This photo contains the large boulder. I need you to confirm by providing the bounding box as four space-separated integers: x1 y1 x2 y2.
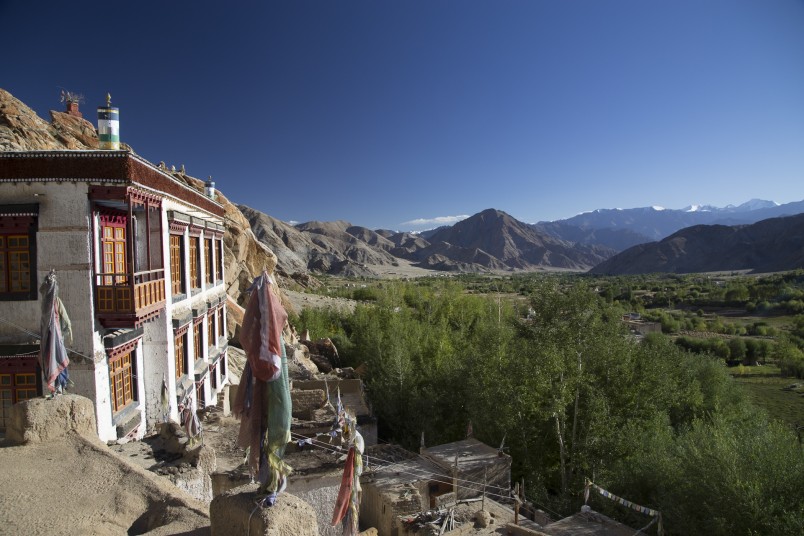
6 394 97 445
210 484 318 535
301 338 341 370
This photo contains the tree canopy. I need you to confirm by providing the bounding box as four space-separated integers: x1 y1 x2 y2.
293 278 804 535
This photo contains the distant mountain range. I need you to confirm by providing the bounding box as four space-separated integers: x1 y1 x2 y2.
239 206 615 276
590 213 804 275
238 198 804 277
536 199 804 246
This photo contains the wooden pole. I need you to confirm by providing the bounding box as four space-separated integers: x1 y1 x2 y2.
453 453 459 499
482 467 487 511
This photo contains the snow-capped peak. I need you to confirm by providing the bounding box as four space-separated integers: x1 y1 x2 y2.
735 198 778 211
651 205 666 211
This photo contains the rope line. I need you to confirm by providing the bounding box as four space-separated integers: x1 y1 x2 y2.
293 431 566 519
584 479 664 536
0 314 96 362
330 432 513 495
289 432 516 503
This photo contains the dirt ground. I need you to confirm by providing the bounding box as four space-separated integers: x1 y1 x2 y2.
0 431 210 536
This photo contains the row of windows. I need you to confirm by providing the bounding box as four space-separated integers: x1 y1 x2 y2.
110 322 225 416
174 308 225 381
0 213 223 301
170 234 223 296
0 341 226 419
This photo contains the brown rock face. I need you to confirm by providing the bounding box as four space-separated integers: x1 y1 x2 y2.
221 191 280 308
0 88 98 151
49 110 100 149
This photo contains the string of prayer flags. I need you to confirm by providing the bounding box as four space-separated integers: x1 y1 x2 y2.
584 479 664 536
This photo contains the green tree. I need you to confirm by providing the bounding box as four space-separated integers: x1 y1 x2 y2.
727 338 746 362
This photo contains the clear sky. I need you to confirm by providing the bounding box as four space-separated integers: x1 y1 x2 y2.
3 0 803 231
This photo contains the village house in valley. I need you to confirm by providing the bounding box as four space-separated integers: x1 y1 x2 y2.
0 98 229 442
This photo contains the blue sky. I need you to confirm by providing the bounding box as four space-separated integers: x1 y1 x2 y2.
3 0 803 231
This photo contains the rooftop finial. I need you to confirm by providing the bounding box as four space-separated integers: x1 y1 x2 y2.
205 176 217 200
106 92 112 107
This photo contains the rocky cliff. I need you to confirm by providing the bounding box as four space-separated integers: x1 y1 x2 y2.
0 89 101 151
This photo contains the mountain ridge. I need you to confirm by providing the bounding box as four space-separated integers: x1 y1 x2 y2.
589 213 804 275
240 206 615 275
540 200 804 244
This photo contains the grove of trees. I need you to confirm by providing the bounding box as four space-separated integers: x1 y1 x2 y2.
293 278 804 535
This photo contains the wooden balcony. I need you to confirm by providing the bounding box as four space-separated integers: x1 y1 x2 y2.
95 269 166 328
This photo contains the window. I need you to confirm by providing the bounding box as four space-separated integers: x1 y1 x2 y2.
101 222 127 285
174 330 188 379
220 351 227 378
14 374 36 402
0 372 36 408
0 207 38 299
195 380 206 410
169 234 184 295
215 238 223 282
0 384 11 429
205 238 214 285
217 307 225 338
109 351 135 413
189 236 200 290
15 373 35 396
207 313 216 348
210 362 218 389
193 321 203 363
0 234 32 294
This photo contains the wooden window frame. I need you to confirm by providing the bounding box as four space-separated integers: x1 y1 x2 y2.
108 350 136 413
209 361 218 389
205 238 214 286
0 212 37 300
0 385 12 430
169 234 185 296
217 307 225 338
193 320 203 364
100 216 128 286
195 379 206 410
215 238 223 282
174 329 188 379
207 313 216 349
189 236 200 290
